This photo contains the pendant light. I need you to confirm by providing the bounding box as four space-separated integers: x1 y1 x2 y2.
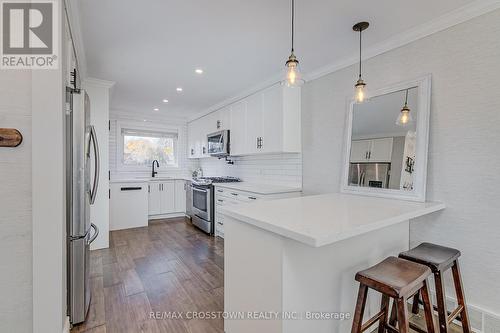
284 0 303 87
396 89 413 126
353 22 369 103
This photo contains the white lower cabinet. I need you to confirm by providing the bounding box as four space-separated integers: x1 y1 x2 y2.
148 180 187 218
214 186 300 239
174 180 187 213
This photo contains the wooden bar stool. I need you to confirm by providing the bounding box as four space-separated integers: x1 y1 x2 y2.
399 243 471 333
351 256 435 333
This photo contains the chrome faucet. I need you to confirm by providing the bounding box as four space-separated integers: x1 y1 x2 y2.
152 160 159 178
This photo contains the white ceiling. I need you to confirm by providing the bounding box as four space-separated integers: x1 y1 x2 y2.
352 88 418 139
76 0 476 118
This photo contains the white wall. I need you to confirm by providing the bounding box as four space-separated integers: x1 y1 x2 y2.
0 71 33 333
109 110 199 180
199 153 302 187
301 9 500 330
84 79 114 250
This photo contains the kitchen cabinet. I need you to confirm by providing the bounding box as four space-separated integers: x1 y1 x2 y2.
230 84 301 156
229 100 247 156
174 180 187 213
187 83 301 158
245 93 263 154
350 138 393 163
160 181 176 213
149 180 176 216
213 185 301 239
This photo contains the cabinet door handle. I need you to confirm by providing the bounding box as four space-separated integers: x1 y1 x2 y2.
256 137 259 149
248 196 257 200
217 189 223 192
231 192 238 196
368 151 371 159
217 199 224 202
217 222 224 226
148 185 150 193
216 120 221 129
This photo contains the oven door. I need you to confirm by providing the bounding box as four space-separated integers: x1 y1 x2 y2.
192 186 211 221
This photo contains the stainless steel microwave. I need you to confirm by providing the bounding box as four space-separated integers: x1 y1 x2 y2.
207 130 230 157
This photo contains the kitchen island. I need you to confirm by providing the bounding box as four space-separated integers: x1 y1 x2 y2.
220 193 445 333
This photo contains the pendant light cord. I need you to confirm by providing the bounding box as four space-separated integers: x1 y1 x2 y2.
291 0 295 52
358 29 362 79
405 89 409 106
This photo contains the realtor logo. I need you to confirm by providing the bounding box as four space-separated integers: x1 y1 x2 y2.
1 0 58 69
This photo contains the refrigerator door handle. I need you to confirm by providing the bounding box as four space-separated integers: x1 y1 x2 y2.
89 125 100 204
88 223 99 245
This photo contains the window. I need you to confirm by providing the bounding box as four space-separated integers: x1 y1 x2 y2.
120 128 178 168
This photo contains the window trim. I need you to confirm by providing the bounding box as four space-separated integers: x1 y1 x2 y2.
116 121 180 171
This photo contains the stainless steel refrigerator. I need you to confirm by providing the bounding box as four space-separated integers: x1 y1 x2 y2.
66 88 100 325
348 163 391 189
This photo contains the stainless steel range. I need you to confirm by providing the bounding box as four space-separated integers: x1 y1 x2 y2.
191 177 241 234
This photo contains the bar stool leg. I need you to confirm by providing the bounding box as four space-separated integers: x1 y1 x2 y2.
412 291 420 314
351 284 368 333
451 260 471 333
378 295 390 333
396 297 410 333
434 271 449 333
388 300 397 326
420 279 436 333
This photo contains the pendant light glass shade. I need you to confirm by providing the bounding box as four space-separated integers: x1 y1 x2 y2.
353 22 369 103
396 89 413 126
283 0 303 87
354 78 366 103
285 53 302 87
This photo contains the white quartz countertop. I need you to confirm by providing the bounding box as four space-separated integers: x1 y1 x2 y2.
220 193 445 247
213 182 302 195
110 177 192 184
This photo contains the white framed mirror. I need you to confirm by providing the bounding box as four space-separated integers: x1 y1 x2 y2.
340 75 431 202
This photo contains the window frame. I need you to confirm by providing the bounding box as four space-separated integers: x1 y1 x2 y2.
116 121 180 171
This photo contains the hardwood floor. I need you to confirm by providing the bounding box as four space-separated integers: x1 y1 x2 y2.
71 217 463 333
71 217 225 333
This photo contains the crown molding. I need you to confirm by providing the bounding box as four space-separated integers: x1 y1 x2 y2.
64 0 87 79
83 77 116 89
305 0 500 82
191 0 500 123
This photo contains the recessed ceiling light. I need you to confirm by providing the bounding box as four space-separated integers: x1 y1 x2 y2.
176 87 183 92
153 108 159 111
195 69 203 74
143 119 147 122
162 99 169 103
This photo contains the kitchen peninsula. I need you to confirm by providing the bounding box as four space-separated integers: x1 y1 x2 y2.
220 193 445 333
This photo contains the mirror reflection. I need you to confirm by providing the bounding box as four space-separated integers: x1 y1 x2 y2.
349 87 418 191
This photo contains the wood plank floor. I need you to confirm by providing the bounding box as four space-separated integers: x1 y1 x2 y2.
71 217 463 333
71 217 225 333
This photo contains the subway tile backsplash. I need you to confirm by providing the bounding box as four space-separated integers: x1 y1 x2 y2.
199 153 302 187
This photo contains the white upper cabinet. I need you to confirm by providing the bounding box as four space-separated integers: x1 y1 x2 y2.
350 138 393 163
369 138 393 162
229 100 247 156
187 83 301 158
245 93 264 154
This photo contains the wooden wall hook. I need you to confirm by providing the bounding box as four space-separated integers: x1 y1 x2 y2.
0 128 23 147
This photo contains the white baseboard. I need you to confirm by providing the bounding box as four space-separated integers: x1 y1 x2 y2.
63 316 70 333
148 212 188 220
